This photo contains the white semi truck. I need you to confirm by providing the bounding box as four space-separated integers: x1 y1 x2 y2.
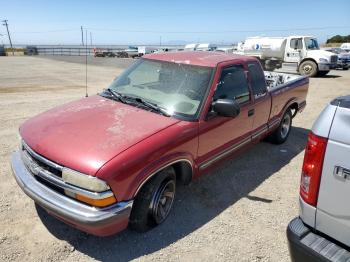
236 36 338 77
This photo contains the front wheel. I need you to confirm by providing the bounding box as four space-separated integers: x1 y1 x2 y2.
343 67 349 71
129 168 176 232
268 109 292 144
299 60 318 77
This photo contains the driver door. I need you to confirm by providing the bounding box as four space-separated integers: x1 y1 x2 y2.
197 63 254 171
285 38 303 63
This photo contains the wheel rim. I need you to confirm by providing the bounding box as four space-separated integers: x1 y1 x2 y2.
281 114 291 139
150 179 175 224
303 64 313 74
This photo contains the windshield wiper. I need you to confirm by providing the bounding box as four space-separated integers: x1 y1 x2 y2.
133 97 171 117
104 88 127 103
104 89 170 117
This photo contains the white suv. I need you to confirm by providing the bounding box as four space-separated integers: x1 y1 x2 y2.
287 95 350 261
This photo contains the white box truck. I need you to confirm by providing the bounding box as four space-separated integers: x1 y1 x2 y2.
237 36 338 77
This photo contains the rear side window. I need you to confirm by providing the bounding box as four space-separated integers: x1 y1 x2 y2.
247 62 267 98
213 65 250 104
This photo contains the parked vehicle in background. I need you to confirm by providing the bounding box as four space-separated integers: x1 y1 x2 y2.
184 43 199 51
0 45 5 56
287 96 350 261
196 43 217 51
323 47 350 70
24 46 38 56
137 46 155 56
216 47 234 53
236 36 338 77
93 48 116 57
115 51 129 58
184 43 217 51
11 52 308 236
124 46 139 58
340 43 350 51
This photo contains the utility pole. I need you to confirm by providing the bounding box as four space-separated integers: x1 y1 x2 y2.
2 20 14 55
80 26 84 46
90 32 92 46
159 36 162 47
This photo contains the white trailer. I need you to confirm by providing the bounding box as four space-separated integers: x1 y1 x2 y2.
237 36 338 77
184 43 199 51
138 46 155 56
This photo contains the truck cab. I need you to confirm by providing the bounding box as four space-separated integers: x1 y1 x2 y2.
284 36 338 76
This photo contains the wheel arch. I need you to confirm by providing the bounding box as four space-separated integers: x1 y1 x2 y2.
299 58 318 70
132 158 194 198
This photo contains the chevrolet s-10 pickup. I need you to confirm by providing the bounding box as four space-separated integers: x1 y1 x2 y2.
11 51 309 236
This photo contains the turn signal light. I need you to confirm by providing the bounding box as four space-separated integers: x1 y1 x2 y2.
76 194 117 207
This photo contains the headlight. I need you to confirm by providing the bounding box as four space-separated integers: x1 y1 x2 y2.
62 168 110 192
319 58 328 63
62 168 117 207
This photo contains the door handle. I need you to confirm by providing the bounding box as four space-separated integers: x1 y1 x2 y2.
248 109 255 117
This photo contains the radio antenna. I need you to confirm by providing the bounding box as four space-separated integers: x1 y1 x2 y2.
85 29 88 97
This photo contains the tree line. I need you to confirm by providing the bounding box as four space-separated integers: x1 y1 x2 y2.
326 35 350 44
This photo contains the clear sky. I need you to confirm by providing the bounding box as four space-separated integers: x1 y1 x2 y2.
1 0 350 45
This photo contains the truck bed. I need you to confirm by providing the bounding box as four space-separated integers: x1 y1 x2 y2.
265 71 309 124
264 71 305 91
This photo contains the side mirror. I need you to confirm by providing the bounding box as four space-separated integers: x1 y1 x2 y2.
213 99 240 118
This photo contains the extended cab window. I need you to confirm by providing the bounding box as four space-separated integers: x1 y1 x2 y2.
213 65 250 104
248 62 267 98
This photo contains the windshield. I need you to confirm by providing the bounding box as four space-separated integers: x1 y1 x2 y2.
106 59 213 118
305 38 320 50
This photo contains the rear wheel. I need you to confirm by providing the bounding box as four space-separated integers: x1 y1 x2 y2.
268 109 292 144
129 167 176 232
299 60 318 77
343 67 349 70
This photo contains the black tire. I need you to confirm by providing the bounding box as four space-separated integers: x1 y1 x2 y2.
268 109 292 144
317 70 330 77
343 67 349 70
129 167 176 232
299 60 318 77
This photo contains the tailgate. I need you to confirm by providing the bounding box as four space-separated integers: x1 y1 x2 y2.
316 96 350 247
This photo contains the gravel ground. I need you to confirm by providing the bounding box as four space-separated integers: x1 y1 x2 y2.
0 56 349 262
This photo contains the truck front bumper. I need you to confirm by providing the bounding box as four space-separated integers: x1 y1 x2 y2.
318 63 337 71
11 151 133 236
287 217 350 262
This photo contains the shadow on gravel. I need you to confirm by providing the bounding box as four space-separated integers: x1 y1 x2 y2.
316 74 342 78
36 126 309 262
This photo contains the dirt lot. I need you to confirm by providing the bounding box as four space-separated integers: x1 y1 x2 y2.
0 56 349 262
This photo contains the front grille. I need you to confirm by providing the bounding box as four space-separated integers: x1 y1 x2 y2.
20 140 114 207
22 142 62 178
331 55 338 63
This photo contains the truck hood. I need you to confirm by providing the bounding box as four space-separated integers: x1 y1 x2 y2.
20 95 179 175
307 50 337 61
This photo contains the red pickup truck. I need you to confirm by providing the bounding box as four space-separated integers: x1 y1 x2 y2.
11 52 308 236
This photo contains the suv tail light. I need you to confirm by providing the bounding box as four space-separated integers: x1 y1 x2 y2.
300 132 328 206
